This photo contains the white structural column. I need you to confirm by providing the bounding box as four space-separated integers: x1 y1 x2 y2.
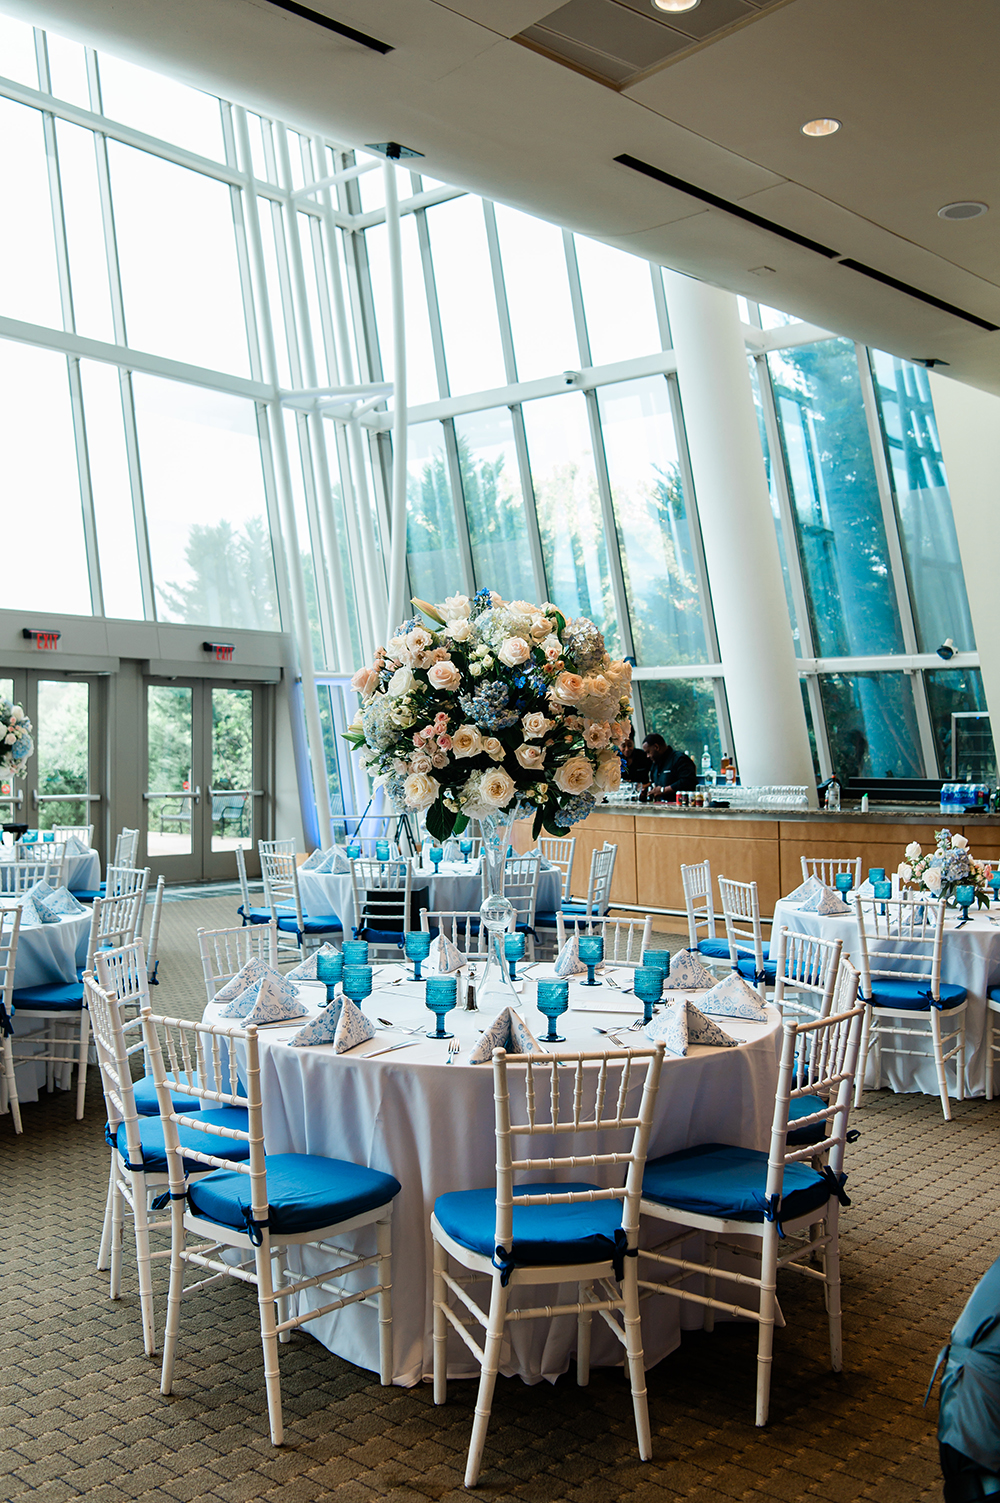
663 271 816 796
928 373 1000 767
384 159 409 640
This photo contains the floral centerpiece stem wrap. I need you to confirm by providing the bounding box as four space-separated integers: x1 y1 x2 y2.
896 829 992 909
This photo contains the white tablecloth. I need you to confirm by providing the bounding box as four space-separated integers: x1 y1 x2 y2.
204 972 781 1386
298 858 564 937
0 845 101 894
772 897 1000 1097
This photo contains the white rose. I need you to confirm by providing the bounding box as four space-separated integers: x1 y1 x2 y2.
387 665 416 698
897 862 912 884
469 661 484 677
551 672 584 705
582 720 611 750
595 754 621 791
924 867 943 894
554 755 595 795
522 711 554 740
905 841 922 861
515 743 546 770
497 636 531 667
480 768 516 808
410 753 433 774
439 593 471 620
427 660 462 692
951 834 970 851
482 737 505 762
444 617 472 642
403 772 440 810
451 725 482 758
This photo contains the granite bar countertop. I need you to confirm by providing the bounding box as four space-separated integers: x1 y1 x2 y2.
601 801 1000 826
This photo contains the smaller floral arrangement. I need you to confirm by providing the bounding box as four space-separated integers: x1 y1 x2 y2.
0 699 33 778
896 828 992 909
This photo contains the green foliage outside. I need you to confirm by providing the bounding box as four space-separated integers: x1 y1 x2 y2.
158 516 280 632
36 681 88 830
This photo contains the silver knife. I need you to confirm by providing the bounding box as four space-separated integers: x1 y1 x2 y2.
359 1037 426 1058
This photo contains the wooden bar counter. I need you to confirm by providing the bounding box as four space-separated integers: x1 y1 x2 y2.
513 804 1000 920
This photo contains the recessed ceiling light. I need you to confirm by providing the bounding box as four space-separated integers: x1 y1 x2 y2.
652 0 701 13
937 201 988 221
801 118 841 137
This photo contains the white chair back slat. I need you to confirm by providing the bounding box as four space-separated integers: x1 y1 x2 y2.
259 849 306 958
95 938 151 1021
2 856 62 892
350 857 414 955
537 836 576 903
113 828 140 871
419 909 488 959
572 842 616 918
198 922 279 1003
555 912 653 966
800 855 862 889
144 875 166 983
53 824 94 846
681 858 717 948
717 875 766 977
771 928 843 1022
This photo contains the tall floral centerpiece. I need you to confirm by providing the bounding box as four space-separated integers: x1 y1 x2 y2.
345 589 632 998
897 829 992 909
0 698 33 783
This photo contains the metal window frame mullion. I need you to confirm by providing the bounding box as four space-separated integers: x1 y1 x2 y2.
509 404 549 608
442 417 475 596
664 372 721 666
855 342 939 775
650 266 672 352
482 201 518 386
584 386 635 664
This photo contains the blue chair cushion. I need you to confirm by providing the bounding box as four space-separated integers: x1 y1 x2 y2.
736 956 778 984
71 889 101 903
12 982 84 1011
865 979 967 1011
239 904 275 925
187 1153 401 1240
697 938 733 960
276 913 343 935
989 985 1000 1003
533 911 560 928
642 1143 845 1230
786 1094 830 1147
434 1180 628 1282
561 902 609 917
356 928 404 946
133 1072 203 1116
112 1108 251 1174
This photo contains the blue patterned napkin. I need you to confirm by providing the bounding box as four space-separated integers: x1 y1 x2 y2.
428 932 465 974
783 875 824 904
801 883 851 915
241 975 309 1026
215 957 271 1005
221 968 299 1020
333 997 377 1052
22 882 58 923
554 936 587 977
645 999 740 1056
469 1006 542 1063
16 895 48 927
34 884 88 918
289 997 345 1045
284 942 339 982
665 949 718 990
63 835 90 855
697 971 768 1021
855 879 874 899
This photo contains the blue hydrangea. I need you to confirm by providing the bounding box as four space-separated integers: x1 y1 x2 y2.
553 794 597 828
470 589 493 619
458 681 519 731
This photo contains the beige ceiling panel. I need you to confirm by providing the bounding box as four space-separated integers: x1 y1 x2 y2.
429 1 559 37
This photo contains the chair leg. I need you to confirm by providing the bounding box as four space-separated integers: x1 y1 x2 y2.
956 1014 966 1103
432 1236 448 1405
464 1275 509 1488
109 1169 125 1301
823 1207 843 1373
987 1008 996 1102
46 1021 56 1094
376 1215 393 1386
272 1253 290 1344
703 1236 717 1333
131 1172 157 1358
255 1241 285 1445
577 1281 593 1387
930 1011 953 1122
1 1037 21 1134
622 1263 652 1462
75 1008 90 1120
854 1007 871 1108
160 1202 186 1396
754 1226 779 1427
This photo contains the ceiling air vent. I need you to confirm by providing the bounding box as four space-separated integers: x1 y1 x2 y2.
516 0 788 89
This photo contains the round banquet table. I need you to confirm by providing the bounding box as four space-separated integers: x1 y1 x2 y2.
297 856 564 937
204 967 782 1387
772 896 1000 1097
4 903 91 1106
0 844 101 895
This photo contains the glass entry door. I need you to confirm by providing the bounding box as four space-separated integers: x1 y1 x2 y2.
144 679 265 883
0 671 101 837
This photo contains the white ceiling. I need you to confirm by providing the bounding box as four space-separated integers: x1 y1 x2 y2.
9 0 1000 392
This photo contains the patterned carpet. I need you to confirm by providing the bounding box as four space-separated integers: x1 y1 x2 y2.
1 893 994 1502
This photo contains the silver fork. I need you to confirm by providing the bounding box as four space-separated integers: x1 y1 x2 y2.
377 1017 423 1034
447 1037 461 1063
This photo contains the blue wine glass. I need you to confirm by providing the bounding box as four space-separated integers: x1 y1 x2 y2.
989 872 1000 906
577 934 604 987
459 838 474 864
955 883 975 926
316 950 344 1005
642 949 671 983
375 838 390 862
342 964 373 1007
404 929 432 981
536 979 569 1042
343 939 369 966
504 932 526 981
868 867 885 885
430 846 444 872
426 974 457 1038
346 842 361 861
873 879 892 916
633 966 664 1026
834 872 854 895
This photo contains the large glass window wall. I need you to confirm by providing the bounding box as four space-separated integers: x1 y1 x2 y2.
0 4 988 808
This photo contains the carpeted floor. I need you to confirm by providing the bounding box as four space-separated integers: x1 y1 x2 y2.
2 893 995 1502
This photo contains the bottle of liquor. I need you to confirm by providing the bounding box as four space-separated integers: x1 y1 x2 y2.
701 744 713 781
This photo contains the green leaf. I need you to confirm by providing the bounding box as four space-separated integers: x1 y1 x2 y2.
426 801 456 842
532 806 545 841
452 813 469 835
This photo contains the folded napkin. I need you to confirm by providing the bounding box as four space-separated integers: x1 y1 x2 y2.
289 996 345 1045
801 883 851 916
554 936 587 977
333 996 377 1052
782 875 824 904
428 932 465 974
34 884 88 919
62 835 90 856
284 942 340 982
646 999 740 1056
470 1006 543 1063
855 879 874 899
241 975 310 1027
220 967 299 1019
21 883 58 923
215 957 272 1005
16 895 48 927
301 845 350 874
665 948 718 990
697 971 768 1022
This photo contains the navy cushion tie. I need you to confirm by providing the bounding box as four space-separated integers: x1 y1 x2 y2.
242 1208 270 1246
435 1181 628 1287
642 1143 847 1230
0 1001 12 1038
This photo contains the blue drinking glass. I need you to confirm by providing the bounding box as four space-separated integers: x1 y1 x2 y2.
459 838 474 864
633 966 664 1026
342 964 373 1006
642 949 671 982
346 843 361 860
990 872 1000 905
873 879 892 916
426 974 457 1038
955 883 975 925
316 950 344 1004
536 979 569 1042
42 831 54 842
343 939 369 965
834 872 854 895
868 868 885 884
375 838 390 861
503 932 526 981
430 846 444 872
404 929 432 981
577 933 604 987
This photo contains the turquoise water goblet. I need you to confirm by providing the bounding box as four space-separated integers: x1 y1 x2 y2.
342 964 373 1006
316 950 344 1005
375 838 390 861
868 868 885 885
425 974 457 1038
633 966 664 1026
642 949 671 982
404 929 432 981
42 831 54 842
990 872 1000 905
955 883 975 926
536 979 569 1042
503 932 526 981
343 939 369 965
577 934 604 986
430 846 444 872
346 842 361 860
459 838 473 864
834 872 854 895
873 879 892 916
